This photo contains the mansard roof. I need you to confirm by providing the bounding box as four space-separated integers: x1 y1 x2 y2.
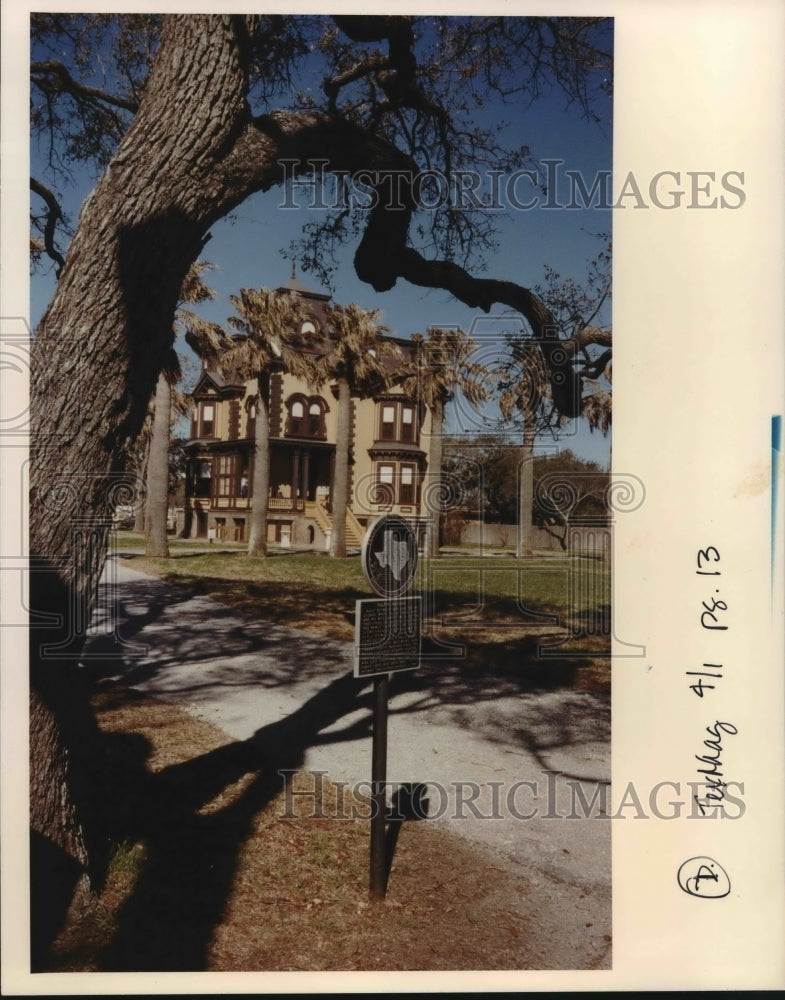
191 368 245 397
276 273 331 302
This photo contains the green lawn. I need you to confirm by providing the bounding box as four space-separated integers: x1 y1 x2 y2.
119 536 610 694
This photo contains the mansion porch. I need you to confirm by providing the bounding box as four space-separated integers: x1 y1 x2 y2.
186 492 366 549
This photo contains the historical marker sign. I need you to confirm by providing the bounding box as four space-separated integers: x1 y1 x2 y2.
354 597 421 678
357 515 420 899
361 514 418 598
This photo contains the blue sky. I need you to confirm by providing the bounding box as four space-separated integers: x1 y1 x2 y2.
30 15 613 466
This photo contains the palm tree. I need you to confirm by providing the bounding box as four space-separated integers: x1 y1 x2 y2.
144 354 181 557
404 327 491 558
500 336 551 558
145 261 216 557
501 246 612 557
318 303 398 558
220 287 318 557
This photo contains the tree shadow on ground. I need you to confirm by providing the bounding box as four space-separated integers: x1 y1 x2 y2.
93 670 373 971
88 567 607 698
41 562 611 970
84 565 609 762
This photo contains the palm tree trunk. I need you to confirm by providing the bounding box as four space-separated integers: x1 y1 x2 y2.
134 447 149 532
330 377 351 558
518 424 536 558
428 396 445 558
247 375 270 557
145 373 172 558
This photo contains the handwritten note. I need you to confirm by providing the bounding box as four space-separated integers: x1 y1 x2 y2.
677 546 739 897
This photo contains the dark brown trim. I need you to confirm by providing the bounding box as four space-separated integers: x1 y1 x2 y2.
348 396 357 502
228 399 240 440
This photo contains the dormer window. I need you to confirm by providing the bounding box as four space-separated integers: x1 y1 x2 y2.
301 321 316 335
200 402 215 437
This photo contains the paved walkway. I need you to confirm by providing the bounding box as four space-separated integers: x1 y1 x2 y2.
84 554 612 970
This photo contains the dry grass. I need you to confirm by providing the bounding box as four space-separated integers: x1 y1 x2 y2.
45 682 571 972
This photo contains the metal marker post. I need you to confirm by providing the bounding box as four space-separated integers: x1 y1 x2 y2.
357 515 420 902
369 672 389 901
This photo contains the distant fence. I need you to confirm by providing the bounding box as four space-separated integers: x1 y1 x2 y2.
460 519 610 555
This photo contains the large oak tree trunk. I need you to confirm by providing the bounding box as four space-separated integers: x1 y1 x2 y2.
145 373 172 558
329 378 351 558
29 19 390 939
28 16 267 956
29 662 101 967
247 376 270 557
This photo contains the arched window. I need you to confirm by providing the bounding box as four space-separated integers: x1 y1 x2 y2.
286 395 326 438
245 398 256 438
285 396 306 436
308 400 324 437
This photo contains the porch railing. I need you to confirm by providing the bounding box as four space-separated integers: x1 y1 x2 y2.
210 496 305 512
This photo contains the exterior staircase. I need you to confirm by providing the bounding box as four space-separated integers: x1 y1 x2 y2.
304 500 364 548
345 507 365 548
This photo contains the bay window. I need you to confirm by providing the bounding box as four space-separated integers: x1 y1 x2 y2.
216 454 235 496
376 400 418 444
399 464 415 504
381 404 396 440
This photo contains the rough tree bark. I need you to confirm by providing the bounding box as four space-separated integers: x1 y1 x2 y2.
329 378 351 558
145 372 171 558
133 451 148 533
28 19 389 917
29 14 290 956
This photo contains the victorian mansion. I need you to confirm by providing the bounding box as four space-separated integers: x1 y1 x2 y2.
183 273 433 549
